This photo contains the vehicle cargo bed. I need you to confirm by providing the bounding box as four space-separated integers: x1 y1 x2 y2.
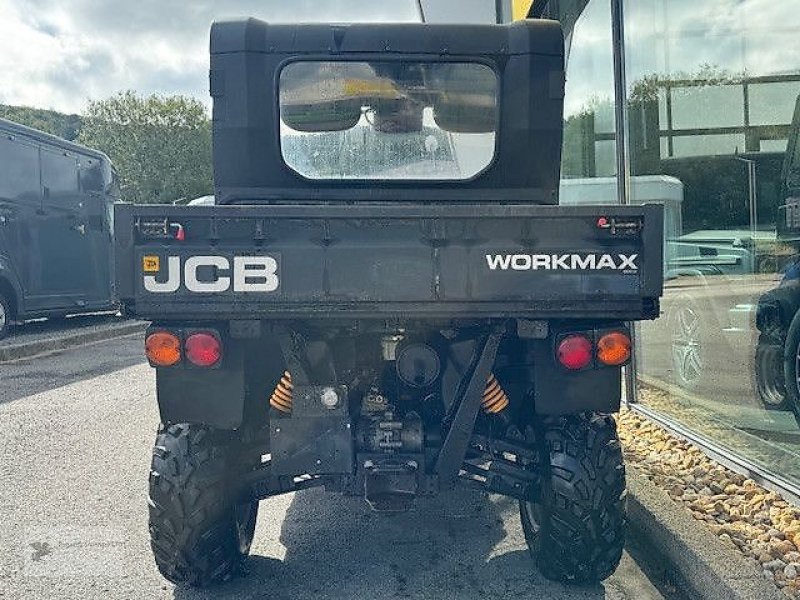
115 203 663 321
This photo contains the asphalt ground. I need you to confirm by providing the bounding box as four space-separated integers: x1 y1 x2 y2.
0 336 670 600
0 314 124 348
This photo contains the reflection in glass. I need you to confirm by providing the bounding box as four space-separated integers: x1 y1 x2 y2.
670 85 744 130
750 82 800 127
545 0 800 483
278 61 497 180
621 0 800 483
559 0 618 186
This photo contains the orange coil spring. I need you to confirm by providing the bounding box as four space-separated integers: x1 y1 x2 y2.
269 371 293 413
482 373 509 414
271 371 506 414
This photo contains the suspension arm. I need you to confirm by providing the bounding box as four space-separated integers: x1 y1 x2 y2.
435 328 504 486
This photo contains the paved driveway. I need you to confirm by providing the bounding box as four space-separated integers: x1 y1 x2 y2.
0 337 665 600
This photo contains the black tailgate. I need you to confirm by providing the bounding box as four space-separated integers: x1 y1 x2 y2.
115 203 663 321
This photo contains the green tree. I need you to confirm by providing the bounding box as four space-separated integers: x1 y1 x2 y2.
0 104 82 140
79 91 212 204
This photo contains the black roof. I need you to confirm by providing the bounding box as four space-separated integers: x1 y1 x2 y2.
0 117 110 163
209 18 566 204
210 19 563 57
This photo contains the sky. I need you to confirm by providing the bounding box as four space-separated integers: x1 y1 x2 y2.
562 0 800 118
0 0 500 115
5 0 796 119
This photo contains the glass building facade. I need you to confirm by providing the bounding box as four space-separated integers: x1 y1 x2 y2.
536 0 800 488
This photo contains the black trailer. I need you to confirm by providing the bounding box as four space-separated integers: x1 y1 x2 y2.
0 118 119 338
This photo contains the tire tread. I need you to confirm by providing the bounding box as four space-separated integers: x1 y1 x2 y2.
148 423 251 587
520 412 626 584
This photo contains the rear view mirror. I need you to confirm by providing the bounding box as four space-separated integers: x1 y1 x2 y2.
281 100 362 132
430 64 498 133
280 62 370 132
433 100 496 133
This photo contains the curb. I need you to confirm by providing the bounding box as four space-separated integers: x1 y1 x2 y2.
627 467 785 600
0 321 148 363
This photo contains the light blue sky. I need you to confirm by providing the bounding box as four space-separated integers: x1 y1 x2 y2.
0 0 503 114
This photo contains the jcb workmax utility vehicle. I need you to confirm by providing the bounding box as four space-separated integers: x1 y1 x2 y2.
115 18 664 587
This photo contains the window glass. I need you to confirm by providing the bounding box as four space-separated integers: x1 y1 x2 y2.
79 157 104 193
622 0 800 484
670 85 744 130
278 61 497 181
594 140 617 176
0 136 39 203
760 139 788 153
555 0 620 211
41 149 78 201
670 134 747 158
749 82 800 127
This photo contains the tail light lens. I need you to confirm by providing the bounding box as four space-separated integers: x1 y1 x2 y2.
185 332 222 367
145 331 181 367
557 334 593 370
597 331 631 366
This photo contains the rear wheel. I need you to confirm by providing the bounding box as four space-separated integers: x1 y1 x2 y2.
0 292 13 340
519 412 626 584
783 312 800 427
755 323 789 410
148 423 259 587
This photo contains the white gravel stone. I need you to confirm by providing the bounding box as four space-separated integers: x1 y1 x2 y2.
619 408 800 599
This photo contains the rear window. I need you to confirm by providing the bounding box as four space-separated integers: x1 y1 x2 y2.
278 60 498 181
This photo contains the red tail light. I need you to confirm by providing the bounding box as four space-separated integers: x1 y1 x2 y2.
557 334 593 370
185 332 222 367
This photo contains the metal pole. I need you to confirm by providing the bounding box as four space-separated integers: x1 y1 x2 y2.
749 160 759 239
611 0 630 206
610 0 638 404
416 0 426 23
735 156 759 270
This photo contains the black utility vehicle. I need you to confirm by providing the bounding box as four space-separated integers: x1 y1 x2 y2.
756 93 800 415
0 118 119 338
115 19 664 587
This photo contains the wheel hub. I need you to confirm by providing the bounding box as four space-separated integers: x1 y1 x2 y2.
759 343 786 405
671 305 703 386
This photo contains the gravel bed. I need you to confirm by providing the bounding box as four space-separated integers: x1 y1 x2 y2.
618 407 800 598
637 384 800 484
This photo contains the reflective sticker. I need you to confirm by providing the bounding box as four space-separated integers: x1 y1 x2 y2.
142 255 281 294
512 0 534 20
142 255 160 273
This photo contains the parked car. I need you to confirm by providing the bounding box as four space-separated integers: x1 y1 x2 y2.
639 230 775 394
0 118 119 338
187 195 215 206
